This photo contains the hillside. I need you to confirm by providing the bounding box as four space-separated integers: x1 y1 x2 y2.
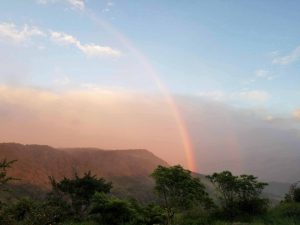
0 143 290 203
0 143 168 202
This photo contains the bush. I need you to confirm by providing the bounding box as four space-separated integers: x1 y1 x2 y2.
0 197 72 225
175 207 211 225
271 202 300 219
89 192 139 225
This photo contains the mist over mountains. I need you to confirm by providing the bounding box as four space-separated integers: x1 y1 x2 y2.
0 86 299 183
178 96 300 183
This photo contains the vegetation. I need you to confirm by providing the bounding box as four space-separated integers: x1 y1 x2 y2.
151 165 213 224
207 171 269 220
284 181 300 203
0 159 299 225
0 159 17 191
49 172 112 218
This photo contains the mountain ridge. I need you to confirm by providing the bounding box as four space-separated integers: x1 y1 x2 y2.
0 142 168 201
0 142 291 202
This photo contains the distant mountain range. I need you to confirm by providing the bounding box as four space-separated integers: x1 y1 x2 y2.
0 143 291 203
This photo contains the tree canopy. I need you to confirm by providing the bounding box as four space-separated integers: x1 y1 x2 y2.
207 171 268 219
151 165 212 224
50 171 112 217
0 159 17 190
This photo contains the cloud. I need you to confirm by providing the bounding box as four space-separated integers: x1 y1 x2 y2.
198 90 226 101
0 85 299 182
272 46 300 65
238 90 270 102
103 0 115 12
255 69 269 78
36 0 53 4
78 43 121 57
242 70 275 86
178 96 300 182
0 21 121 57
54 76 71 85
50 31 121 57
293 108 300 120
197 89 270 104
0 22 44 43
254 69 274 81
37 0 85 10
0 85 184 165
67 0 85 10
50 31 78 45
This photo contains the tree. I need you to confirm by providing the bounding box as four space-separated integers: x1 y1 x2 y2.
151 165 211 225
295 188 300 203
90 192 139 225
0 159 17 191
207 171 238 211
128 199 167 225
1 196 71 225
207 171 268 219
284 181 300 203
0 159 17 212
140 203 166 225
50 171 112 218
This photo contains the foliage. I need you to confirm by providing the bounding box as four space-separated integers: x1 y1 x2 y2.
0 159 17 191
123 199 167 225
151 165 212 224
90 193 166 225
1 162 300 225
50 171 112 218
295 189 300 203
207 171 269 219
270 202 300 219
0 197 71 225
175 207 212 225
285 182 300 203
90 192 139 225
139 203 166 225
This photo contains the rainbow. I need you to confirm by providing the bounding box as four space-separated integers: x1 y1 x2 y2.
85 10 197 172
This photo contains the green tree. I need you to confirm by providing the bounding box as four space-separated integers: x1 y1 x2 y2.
207 171 268 219
0 159 17 191
128 199 166 225
0 158 17 214
50 171 112 219
2 197 71 225
295 188 300 203
207 171 238 211
142 204 166 225
151 165 211 225
284 182 300 203
90 192 139 225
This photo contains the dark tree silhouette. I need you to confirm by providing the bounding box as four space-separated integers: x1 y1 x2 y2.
207 171 268 219
0 159 17 191
49 171 112 218
151 165 211 225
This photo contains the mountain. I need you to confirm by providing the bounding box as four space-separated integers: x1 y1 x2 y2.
0 143 168 202
0 143 290 203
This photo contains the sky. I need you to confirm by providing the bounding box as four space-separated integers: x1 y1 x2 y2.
0 0 300 175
